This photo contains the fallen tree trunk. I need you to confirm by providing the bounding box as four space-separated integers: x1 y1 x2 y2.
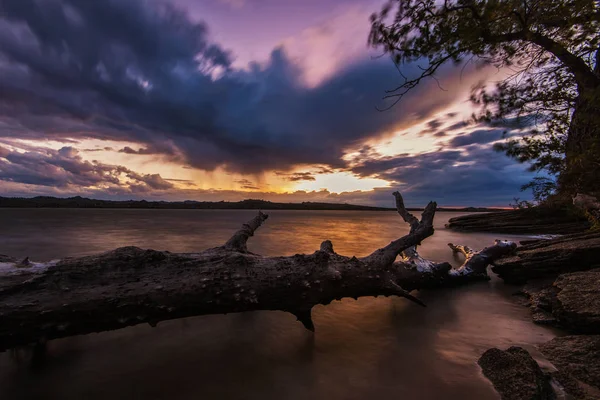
0 192 516 352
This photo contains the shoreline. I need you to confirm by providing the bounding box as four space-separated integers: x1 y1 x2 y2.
0 196 506 212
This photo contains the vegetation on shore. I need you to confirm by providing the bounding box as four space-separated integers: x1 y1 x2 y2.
0 195 499 212
370 0 600 205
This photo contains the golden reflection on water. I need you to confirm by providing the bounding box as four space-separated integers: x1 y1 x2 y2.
0 209 558 399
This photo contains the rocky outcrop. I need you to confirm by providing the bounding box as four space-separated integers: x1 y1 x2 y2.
509 271 600 398
518 269 600 333
516 279 560 326
446 207 590 234
492 231 600 284
478 346 555 400
479 341 600 400
540 336 600 399
551 270 600 333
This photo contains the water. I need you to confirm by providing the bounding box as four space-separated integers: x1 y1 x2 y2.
0 209 557 400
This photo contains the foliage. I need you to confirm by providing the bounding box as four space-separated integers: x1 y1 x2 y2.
520 176 557 203
369 0 600 198
509 197 534 209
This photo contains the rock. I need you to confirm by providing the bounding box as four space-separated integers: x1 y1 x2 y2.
478 346 555 400
493 231 600 284
526 270 600 333
550 370 592 400
518 270 600 333
540 335 600 397
516 279 560 326
447 207 590 235
551 270 600 333
0 255 16 262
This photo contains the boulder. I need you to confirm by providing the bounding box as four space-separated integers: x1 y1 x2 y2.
540 335 600 398
478 346 555 400
518 269 600 333
551 270 600 333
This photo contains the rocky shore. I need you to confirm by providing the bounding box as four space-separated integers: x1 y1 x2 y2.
459 210 600 399
518 269 600 333
493 230 600 284
480 265 600 398
446 207 590 234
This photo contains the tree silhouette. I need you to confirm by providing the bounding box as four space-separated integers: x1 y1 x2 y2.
370 0 599 198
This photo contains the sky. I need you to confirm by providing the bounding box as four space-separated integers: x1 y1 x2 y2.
0 0 538 207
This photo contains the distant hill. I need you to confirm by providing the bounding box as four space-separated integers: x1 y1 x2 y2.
0 196 501 212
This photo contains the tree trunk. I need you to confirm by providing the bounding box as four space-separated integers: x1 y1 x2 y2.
560 84 600 196
0 192 516 352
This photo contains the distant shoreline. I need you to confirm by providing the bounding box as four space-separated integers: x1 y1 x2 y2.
0 196 504 212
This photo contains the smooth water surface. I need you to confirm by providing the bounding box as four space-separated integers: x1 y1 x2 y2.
0 209 556 399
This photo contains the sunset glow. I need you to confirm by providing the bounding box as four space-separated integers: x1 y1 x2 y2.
0 0 538 207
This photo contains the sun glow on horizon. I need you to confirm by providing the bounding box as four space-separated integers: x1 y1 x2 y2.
292 171 390 193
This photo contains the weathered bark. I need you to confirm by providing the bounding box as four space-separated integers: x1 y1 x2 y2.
0 192 516 352
560 85 600 195
448 240 517 279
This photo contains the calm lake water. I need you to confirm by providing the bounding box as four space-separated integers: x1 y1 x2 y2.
0 209 557 400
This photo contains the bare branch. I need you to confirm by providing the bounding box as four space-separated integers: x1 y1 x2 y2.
393 191 419 232
223 211 269 252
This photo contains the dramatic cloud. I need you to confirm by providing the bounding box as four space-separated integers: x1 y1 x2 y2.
275 171 317 182
0 0 538 206
0 0 489 175
448 129 506 147
0 145 174 192
234 178 260 190
348 144 536 206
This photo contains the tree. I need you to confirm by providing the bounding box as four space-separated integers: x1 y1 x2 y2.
369 0 600 198
0 192 517 351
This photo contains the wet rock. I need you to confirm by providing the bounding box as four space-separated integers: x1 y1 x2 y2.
493 231 600 284
519 269 600 333
516 279 560 326
0 255 16 263
478 346 555 400
551 270 600 333
540 335 600 398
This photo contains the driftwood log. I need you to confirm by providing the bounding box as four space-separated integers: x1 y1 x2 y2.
0 192 516 352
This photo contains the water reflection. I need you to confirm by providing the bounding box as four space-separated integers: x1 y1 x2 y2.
0 210 556 399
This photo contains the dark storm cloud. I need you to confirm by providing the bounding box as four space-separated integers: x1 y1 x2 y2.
427 119 442 130
275 171 316 182
119 146 157 155
446 121 469 131
0 145 174 191
418 118 443 136
83 147 115 152
348 144 536 206
448 129 506 147
234 178 260 190
0 142 534 206
0 0 483 175
418 114 471 138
